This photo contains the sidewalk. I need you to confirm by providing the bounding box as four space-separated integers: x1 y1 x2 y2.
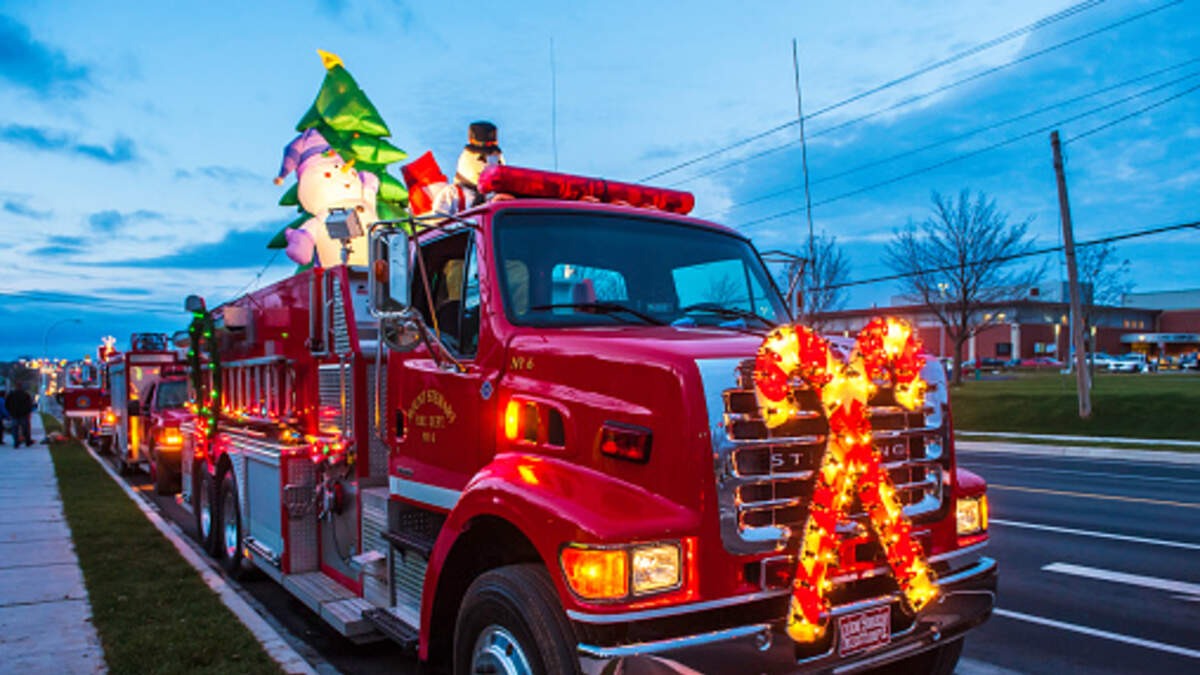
0 414 106 673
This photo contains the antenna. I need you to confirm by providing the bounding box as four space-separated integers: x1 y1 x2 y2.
550 37 559 170
793 39 815 319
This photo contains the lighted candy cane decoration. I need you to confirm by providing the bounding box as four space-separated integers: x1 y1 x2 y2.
753 317 938 642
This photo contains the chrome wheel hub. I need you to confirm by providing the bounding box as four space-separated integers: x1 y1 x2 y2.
199 483 212 539
471 625 532 675
222 487 238 559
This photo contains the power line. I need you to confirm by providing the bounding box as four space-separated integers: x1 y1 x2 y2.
668 0 1181 188
224 249 283 304
805 218 1200 293
637 0 1112 183
736 78 1200 229
699 62 1200 218
1064 83 1200 143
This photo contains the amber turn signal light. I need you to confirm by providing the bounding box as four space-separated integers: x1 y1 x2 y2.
560 546 628 600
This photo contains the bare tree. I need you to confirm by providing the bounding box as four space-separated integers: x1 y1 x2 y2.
1077 242 1132 354
704 273 745 308
885 190 1044 385
783 234 850 329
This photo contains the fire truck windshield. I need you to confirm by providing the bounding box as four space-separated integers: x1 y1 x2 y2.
155 380 189 409
495 212 788 328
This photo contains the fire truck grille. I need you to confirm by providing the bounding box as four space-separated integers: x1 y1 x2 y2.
712 357 947 556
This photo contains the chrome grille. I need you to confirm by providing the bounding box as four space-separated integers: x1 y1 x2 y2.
706 354 949 556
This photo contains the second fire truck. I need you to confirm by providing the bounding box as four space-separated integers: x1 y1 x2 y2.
179 166 995 674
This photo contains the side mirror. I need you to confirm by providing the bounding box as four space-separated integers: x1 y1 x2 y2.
368 226 412 318
185 295 206 314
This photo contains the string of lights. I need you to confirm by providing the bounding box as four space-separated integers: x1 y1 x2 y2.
735 80 1200 229
695 62 1200 218
637 0 1116 183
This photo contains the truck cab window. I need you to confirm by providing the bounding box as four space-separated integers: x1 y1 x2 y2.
460 237 481 356
412 229 479 356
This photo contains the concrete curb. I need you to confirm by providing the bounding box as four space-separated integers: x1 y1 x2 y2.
956 431 1200 448
79 442 319 675
956 440 1200 465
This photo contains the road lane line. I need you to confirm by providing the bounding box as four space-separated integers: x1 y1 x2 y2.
990 519 1200 550
993 608 1200 660
954 657 1025 675
960 461 1200 485
989 484 1200 509
1043 563 1200 598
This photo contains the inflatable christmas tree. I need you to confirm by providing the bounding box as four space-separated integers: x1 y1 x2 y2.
269 50 409 267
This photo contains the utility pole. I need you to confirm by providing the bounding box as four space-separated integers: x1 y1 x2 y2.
1050 130 1091 418
793 39 815 322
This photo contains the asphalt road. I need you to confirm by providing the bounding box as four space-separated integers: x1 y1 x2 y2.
956 449 1200 675
111 446 1200 675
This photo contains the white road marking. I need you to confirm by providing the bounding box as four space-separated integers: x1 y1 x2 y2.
959 461 1200 485
993 608 1200 660
1043 563 1200 599
954 657 1025 674
990 518 1200 551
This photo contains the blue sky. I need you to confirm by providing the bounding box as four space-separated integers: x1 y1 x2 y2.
1 0 1198 359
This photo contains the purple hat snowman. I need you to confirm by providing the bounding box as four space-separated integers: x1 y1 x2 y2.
273 129 337 186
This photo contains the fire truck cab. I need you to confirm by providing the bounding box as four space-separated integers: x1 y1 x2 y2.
181 166 994 674
108 333 186 484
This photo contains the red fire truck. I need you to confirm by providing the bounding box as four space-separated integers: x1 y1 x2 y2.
180 166 994 674
61 357 105 439
107 333 189 492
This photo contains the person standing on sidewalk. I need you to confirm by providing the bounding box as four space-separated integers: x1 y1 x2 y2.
0 391 8 446
5 383 35 447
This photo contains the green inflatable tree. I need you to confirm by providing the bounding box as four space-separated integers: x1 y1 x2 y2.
268 50 409 255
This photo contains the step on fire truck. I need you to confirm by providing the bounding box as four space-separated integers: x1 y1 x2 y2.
179 166 995 675
106 333 189 492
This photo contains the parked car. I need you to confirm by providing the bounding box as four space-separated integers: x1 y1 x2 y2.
1087 353 1121 369
1018 357 1063 368
1109 353 1152 373
962 357 1006 370
1181 353 1199 371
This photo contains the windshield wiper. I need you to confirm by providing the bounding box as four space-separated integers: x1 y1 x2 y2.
528 302 666 326
678 303 777 329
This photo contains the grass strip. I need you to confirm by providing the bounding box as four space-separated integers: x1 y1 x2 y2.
48 437 281 675
951 373 1200 441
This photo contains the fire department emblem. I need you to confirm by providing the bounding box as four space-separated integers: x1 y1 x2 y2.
753 318 938 642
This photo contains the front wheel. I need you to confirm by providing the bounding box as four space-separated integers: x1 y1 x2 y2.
193 464 218 555
453 564 580 675
217 471 245 578
153 449 176 495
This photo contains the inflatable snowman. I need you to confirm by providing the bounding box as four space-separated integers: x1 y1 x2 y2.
275 128 378 267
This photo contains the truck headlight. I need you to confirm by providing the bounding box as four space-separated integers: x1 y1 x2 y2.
560 541 683 601
956 495 988 536
631 543 681 595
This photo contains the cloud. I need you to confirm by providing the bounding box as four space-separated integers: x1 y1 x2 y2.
0 14 91 99
86 209 163 232
2 198 50 220
0 124 139 164
30 245 81 256
98 218 290 269
174 165 262 184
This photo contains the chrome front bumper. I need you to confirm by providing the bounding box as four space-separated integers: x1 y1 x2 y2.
577 556 997 675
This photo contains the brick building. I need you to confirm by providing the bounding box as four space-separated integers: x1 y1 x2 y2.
814 287 1200 362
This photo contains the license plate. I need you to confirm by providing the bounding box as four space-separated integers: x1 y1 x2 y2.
838 605 891 656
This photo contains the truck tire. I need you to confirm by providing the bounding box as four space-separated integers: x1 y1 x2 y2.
453 564 580 675
153 450 175 495
217 470 246 579
870 637 963 675
194 464 218 555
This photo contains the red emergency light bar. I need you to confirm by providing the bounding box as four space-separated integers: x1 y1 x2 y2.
478 165 695 215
